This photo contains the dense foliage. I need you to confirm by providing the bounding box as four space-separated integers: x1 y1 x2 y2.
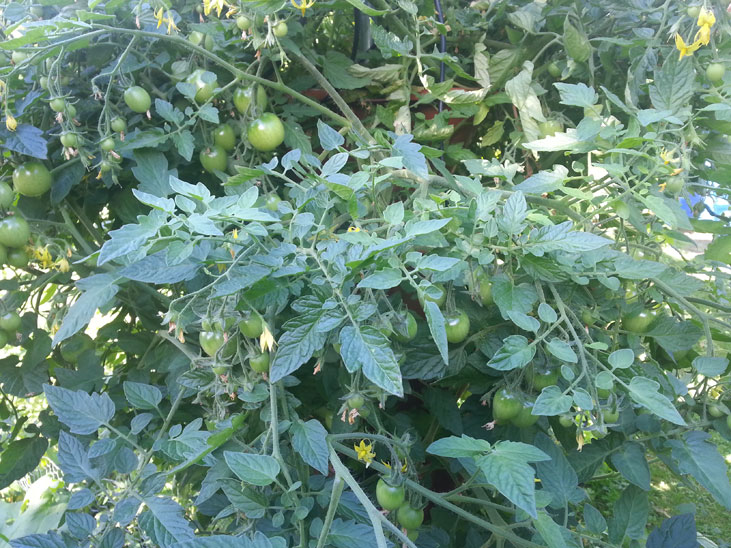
1 0 731 547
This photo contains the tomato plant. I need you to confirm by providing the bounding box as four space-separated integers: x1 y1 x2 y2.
1 2 730 548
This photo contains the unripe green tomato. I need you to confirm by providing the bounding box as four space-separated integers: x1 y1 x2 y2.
199 145 228 173
444 309 470 343
236 15 252 30
479 279 493 306
124 86 151 113
0 182 16 209
247 113 285 152
706 62 725 83
538 120 563 137
687 6 700 18
39 76 49 89
419 283 446 308
13 162 52 197
211 124 236 151
49 98 66 112
610 199 631 220
347 394 364 409
188 30 204 47
406 530 419 542
199 331 225 356
0 216 30 248
530 368 559 391
101 138 116 152
186 69 218 103
0 311 22 333
511 400 539 428
597 386 612 399
238 314 263 338
558 414 574 428
709 404 724 418
547 62 561 78
7 248 28 268
233 86 267 113
111 117 127 133
59 333 94 362
249 351 270 373
204 34 215 51
396 503 424 530
665 176 684 195
264 194 281 212
66 104 77 118
392 312 417 342
493 388 522 422
375 478 405 511
60 133 78 148
100 161 113 173
621 308 658 333
11 51 28 64
602 409 620 423
212 363 229 375
273 21 288 38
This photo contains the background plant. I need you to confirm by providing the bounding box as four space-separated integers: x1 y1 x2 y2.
0 1 730 547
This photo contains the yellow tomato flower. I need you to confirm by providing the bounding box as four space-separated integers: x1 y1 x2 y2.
34 247 53 268
381 460 408 472
260 324 276 352
354 440 375 467
55 258 70 272
347 226 361 233
694 23 711 46
203 0 232 17
675 33 700 60
291 0 316 17
696 7 715 28
5 113 17 131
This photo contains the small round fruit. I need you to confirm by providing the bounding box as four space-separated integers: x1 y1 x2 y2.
375 479 405 511
621 309 658 333
558 414 574 428
212 124 236 151
60 133 78 148
188 30 205 47
247 113 285 152
124 86 151 113
0 312 22 333
39 76 49 89
597 386 612 399
238 314 263 338
396 503 424 530
49 98 66 112
530 368 559 391
407 530 419 542
687 6 700 18
233 86 266 113
101 138 116 152
392 312 417 342
99 161 113 174
665 176 684 195
11 51 28 64
547 62 561 77
0 182 15 209
111 117 127 133
236 15 252 31
264 194 281 212
444 310 470 343
273 21 288 38
610 199 631 220
706 62 725 83
479 279 493 306
59 333 94 362
511 400 539 428
199 331 225 357
186 69 217 103
709 404 725 418
419 283 446 308
204 34 215 51
538 120 563 137
66 104 77 118
493 388 522 422
249 352 270 373
347 394 364 409
602 409 620 423
6 248 28 268
199 145 228 173
212 364 229 375
0 216 30 248
13 162 52 197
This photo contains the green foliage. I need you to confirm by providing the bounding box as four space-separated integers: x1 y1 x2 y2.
0 1 731 547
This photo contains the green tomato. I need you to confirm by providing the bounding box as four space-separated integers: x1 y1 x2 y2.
419 283 446 308
444 310 470 343
49 98 66 112
12 51 28 64
59 333 94 362
392 312 417 342
101 138 116 152
204 34 215 51
124 86 151 113
264 194 282 212
511 400 539 428
687 6 700 18
211 124 236 151
665 176 684 195
610 199 631 220
706 62 725 83
236 15 252 31
111 117 127 133
188 30 205 47
602 409 619 423
597 386 612 399
530 368 559 391
238 314 263 338
13 162 52 197
547 62 561 78
621 308 658 333
0 312 21 333
273 21 288 38
493 388 522 422
66 104 77 118
39 76 49 89
233 86 267 113
0 216 30 248
199 145 228 173
347 394 364 409
538 120 563 137
406 530 419 542
186 69 217 103
479 279 494 306
249 351 270 373
0 182 15 209
199 331 225 356
397 503 424 530
558 414 574 428
709 404 724 418
7 248 28 268
211 363 229 375
375 478 405 511
60 133 78 148
247 113 285 152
